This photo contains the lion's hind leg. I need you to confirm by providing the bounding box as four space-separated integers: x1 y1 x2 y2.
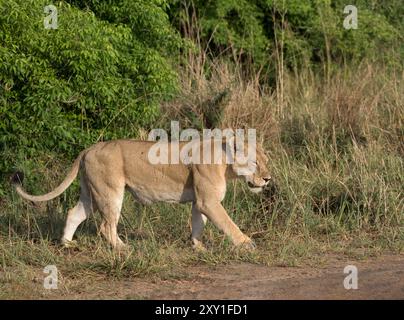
61 178 93 246
191 203 207 251
95 187 128 250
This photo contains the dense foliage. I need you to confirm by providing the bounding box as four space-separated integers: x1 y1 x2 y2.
0 0 179 174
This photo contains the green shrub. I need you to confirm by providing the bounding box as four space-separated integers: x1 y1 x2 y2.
0 0 180 180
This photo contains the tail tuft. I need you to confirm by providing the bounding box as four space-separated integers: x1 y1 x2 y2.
11 171 24 185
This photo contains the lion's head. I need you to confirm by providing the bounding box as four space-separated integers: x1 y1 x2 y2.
227 138 271 193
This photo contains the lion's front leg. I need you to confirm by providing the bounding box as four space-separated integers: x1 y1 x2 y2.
191 166 255 250
194 199 255 250
197 201 254 249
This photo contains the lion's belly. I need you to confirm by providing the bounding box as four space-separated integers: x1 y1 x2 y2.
127 186 195 204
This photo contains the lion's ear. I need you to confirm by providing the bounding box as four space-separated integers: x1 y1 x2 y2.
227 135 236 153
230 135 243 159
222 135 237 164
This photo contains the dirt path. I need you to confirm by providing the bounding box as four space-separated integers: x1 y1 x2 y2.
64 254 404 300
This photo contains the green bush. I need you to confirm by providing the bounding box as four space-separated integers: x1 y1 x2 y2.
0 0 180 176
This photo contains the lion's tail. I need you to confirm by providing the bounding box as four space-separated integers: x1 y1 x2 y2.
11 151 86 202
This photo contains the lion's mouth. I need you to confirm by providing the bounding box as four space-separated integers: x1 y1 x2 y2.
248 181 264 188
247 182 264 194
247 182 256 188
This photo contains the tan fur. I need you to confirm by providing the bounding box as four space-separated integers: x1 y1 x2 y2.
13 139 271 250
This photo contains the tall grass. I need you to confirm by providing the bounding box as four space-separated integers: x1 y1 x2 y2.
158 43 403 255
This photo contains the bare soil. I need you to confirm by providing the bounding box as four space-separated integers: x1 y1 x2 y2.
37 254 404 300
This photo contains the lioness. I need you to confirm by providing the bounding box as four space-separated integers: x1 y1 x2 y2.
12 138 271 250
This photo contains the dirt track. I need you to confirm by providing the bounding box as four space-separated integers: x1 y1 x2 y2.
67 254 404 300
